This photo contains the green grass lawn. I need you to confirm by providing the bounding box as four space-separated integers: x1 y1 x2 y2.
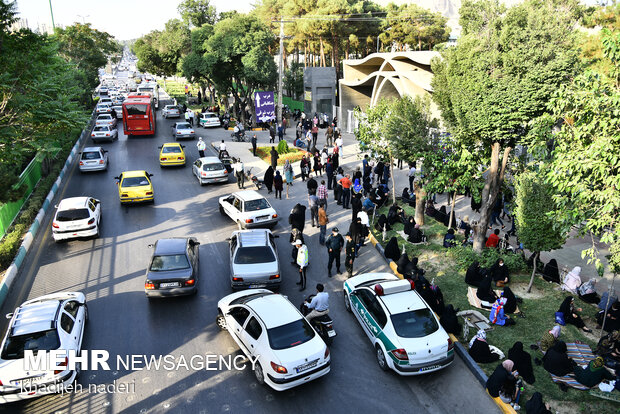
370 201 615 413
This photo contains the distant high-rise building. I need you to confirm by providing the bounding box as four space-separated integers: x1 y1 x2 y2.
9 18 28 32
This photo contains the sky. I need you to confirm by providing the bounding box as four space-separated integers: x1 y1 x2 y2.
15 0 254 40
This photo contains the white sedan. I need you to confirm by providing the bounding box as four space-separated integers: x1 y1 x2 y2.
219 190 279 229
199 112 221 128
217 289 330 391
0 292 87 403
343 274 454 375
95 114 117 127
52 197 101 242
91 125 118 142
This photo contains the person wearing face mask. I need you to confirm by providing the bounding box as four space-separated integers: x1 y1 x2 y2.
490 258 510 287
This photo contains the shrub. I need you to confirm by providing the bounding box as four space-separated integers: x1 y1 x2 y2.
448 245 527 273
0 223 27 269
277 140 290 154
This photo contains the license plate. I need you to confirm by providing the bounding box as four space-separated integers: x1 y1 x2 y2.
419 364 441 372
327 330 336 337
295 361 318 373
249 284 266 289
160 282 179 288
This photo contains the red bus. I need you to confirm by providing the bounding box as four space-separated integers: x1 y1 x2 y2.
122 96 156 136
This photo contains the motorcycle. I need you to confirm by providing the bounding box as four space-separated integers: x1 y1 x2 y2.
300 296 336 345
231 125 247 142
244 167 262 190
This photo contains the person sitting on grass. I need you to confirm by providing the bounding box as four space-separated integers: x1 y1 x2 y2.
574 356 614 388
387 203 405 225
508 341 535 384
465 261 486 287
407 224 426 244
476 275 498 307
558 296 592 333
468 329 501 364
486 360 518 402
542 340 575 376
443 228 457 248
490 297 516 326
403 216 416 238
540 325 561 353
490 258 510 287
440 304 461 335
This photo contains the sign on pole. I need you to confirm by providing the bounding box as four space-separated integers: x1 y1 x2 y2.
255 91 275 123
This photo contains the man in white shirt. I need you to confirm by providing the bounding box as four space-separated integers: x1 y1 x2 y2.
197 137 206 157
408 163 416 193
218 140 227 158
335 135 343 155
232 158 244 189
305 283 329 322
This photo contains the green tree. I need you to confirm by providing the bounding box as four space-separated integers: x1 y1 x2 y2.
531 28 620 273
380 3 449 51
178 0 217 27
54 23 121 90
355 96 437 219
431 0 582 253
134 19 191 78
204 14 277 125
514 171 566 292
283 62 303 100
181 24 214 102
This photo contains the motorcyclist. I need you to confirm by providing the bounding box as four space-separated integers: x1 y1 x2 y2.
305 283 329 323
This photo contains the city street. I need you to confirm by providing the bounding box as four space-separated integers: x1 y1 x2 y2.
0 89 499 413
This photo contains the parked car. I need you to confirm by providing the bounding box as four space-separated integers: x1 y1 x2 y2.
91 125 118 142
216 290 330 391
218 190 279 229
192 156 229 185
158 143 186 167
171 122 195 140
162 105 181 119
52 197 101 242
114 170 154 204
343 274 454 375
199 112 221 128
95 114 117 128
0 292 87 403
229 229 280 290
79 147 108 172
144 238 200 298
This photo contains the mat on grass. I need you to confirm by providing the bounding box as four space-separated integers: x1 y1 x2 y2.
549 342 595 391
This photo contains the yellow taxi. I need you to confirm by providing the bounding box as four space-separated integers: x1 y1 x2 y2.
158 143 186 167
114 170 154 204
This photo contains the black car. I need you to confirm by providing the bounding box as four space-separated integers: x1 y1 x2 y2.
144 238 200 298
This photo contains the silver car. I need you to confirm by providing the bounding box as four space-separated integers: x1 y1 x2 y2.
91 125 118 142
112 105 123 119
171 122 196 140
95 114 117 127
229 229 280 291
192 157 229 185
79 147 108 172
96 102 112 114
144 238 200 298
162 105 181 119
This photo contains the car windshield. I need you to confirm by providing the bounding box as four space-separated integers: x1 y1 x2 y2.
234 246 275 264
125 104 148 116
121 176 149 187
162 146 182 154
149 254 190 271
94 126 110 132
98 115 111 120
1 330 60 360
244 199 270 211
176 123 191 130
267 319 315 350
82 151 101 160
165 106 178 111
203 163 224 171
56 208 90 221
390 309 439 338
205 114 218 119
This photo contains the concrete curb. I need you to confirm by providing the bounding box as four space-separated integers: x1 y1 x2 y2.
0 109 96 311
368 231 516 414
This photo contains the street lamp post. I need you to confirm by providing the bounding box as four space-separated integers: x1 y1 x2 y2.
48 0 55 30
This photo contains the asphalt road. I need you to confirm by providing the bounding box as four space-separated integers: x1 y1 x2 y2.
0 77 499 414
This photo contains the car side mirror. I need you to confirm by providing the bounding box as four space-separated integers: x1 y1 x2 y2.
182 145 186 149
274 235 279 238
157 146 162 149
147 173 153 177
113 176 120 180
5 313 13 319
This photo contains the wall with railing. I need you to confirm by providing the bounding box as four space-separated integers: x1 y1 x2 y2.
0 154 44 238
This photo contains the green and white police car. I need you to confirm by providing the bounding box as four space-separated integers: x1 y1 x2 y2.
343 273 454 375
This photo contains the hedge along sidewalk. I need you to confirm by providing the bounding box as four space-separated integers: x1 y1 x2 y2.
367 233 517 414
0 109 96 309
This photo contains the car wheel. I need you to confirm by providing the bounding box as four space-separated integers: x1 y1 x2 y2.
219 205 225 215
344 292 351 313
83 304 89 322
376 344 389 371
254 362 265 385
197 174 204 186
216 312 227 331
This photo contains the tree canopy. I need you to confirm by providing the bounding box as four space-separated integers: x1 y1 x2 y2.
178 0 217 27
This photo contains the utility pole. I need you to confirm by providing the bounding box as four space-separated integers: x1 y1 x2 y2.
277 19 285 126
48 0 55 31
